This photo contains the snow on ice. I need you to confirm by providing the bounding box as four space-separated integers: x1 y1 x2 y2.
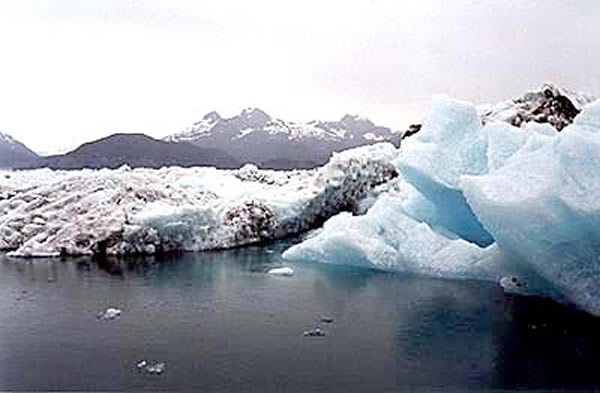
0 144 397 257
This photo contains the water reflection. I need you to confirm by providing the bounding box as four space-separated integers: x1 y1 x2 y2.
0 248 599 391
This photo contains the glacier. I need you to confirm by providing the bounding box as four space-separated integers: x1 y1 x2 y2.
284 95 600 316
0 144 397 257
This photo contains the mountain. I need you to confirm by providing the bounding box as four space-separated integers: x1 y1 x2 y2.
0 132 39 168
165 108 398 168
24 133 239 170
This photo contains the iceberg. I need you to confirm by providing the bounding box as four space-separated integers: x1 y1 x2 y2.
284 95 600 316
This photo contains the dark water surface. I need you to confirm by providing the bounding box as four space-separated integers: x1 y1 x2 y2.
2 241 600 391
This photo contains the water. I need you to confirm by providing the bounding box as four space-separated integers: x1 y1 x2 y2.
1 241 600 391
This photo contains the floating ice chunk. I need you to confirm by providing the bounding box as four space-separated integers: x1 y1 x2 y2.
303 327 325 337
283 95 585 310
146 362 166 375
97 307 122 320
499 276 529 295
267 267 294 276
136 359 166 375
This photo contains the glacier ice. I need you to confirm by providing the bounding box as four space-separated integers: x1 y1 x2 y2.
284 95 600 315
0 143 398 257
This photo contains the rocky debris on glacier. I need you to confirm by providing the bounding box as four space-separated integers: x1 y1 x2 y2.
284 94 600 316
0 143 397 257
402 83 596 140
480 82 596 130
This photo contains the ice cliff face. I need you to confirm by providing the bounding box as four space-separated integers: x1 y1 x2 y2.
0 144 397 257
284 94 600 316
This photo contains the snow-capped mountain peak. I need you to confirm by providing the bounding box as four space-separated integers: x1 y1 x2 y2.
165 111 223 143
164 108 397 168
0 132 18 145
239 107 270 127
340 113 373 126
202 111 221 122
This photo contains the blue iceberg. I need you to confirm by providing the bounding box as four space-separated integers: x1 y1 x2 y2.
284 95 600 315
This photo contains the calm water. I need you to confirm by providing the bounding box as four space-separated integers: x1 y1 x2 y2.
1 241 600 392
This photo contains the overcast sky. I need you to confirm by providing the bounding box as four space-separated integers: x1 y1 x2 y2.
0 0 599 154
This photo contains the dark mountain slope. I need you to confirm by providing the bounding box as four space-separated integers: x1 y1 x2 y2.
25 133 239 170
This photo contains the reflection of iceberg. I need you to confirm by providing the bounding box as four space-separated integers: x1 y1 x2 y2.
284 96 600 315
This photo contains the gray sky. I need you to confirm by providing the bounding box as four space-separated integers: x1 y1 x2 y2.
1 0 599 154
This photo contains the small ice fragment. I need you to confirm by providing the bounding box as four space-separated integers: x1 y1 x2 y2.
303 327 325 337
320 316 334 324
499 276 527 294
98 307 122 320
267 267 294 276
146 362 166 375
136 360 147 369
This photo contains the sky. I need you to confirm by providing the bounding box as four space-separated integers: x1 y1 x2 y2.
0 0 599 155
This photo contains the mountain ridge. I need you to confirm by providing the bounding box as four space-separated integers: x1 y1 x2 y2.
2 83 597 170
164 108 399 167
20 133 240 170
0 132 40 168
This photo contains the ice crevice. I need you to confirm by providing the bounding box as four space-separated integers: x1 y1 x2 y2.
284 95 600 316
